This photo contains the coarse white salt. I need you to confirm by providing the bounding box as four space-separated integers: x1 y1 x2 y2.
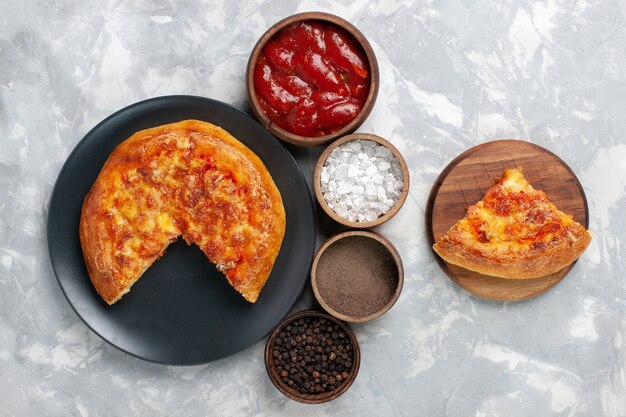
364 165 378 177
320 139 404 222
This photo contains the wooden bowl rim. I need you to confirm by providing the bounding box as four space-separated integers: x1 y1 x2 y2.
264 309 361 403
246 11 380 147
313 133 410 228
310 230 404 323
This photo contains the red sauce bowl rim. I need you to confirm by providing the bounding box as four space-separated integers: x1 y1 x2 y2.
246 11 380 147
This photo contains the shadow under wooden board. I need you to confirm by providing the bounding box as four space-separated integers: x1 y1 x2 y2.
425 140 589 302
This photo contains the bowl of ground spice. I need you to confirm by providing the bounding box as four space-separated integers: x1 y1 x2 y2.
311 230 403 322
314 133 409 228
264 310 360 403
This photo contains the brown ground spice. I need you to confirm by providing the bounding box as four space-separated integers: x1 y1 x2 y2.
316 236 398 318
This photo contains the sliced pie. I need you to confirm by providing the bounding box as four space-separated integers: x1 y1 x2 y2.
80 120 286 304
433 168 591 279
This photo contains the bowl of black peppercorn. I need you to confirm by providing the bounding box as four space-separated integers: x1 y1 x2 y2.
264 310 361 403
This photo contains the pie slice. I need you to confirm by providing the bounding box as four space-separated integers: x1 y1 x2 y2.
432 168 591 279
80 120 286 305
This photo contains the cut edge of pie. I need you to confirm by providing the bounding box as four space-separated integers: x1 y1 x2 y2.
432 167 591 279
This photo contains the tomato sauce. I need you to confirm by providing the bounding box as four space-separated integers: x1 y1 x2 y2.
254 20 370 137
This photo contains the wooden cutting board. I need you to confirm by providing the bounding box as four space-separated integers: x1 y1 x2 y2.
425 140 589 301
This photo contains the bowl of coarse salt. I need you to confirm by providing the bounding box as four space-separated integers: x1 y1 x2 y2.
313 133 409 228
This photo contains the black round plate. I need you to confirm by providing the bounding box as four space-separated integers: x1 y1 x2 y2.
47 95 316 365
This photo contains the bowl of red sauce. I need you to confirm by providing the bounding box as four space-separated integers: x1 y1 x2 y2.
246 12 379 147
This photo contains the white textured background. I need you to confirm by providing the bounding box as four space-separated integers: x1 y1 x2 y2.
1 0 625 416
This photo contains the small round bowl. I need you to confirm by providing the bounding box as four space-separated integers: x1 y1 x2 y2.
246 11 379 147
311 230 404 323
313 133 410 228
264 310 361 404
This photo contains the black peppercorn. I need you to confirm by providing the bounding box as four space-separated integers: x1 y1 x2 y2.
270 315 355 396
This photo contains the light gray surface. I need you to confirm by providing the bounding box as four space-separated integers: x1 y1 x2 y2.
1 0 625 415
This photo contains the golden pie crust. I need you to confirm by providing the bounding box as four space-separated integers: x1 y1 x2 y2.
80 120 286 304
433 168 591 279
